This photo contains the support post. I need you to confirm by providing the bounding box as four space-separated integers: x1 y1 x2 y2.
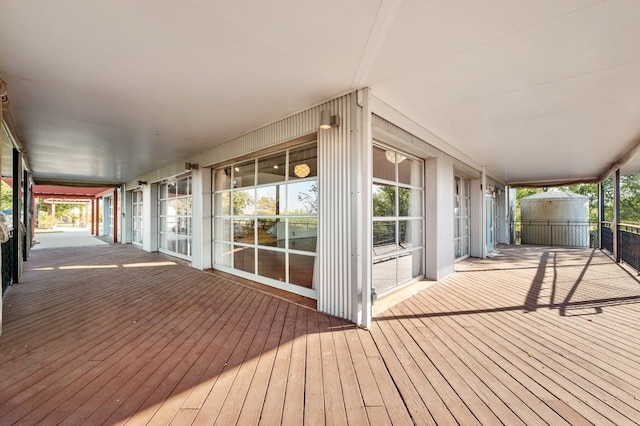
614 169 621 263
91 198 96 235
113 189 118 243
598 181 605 249
22 169 29 261
12 148 20 283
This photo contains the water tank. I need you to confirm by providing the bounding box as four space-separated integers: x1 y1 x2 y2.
520 190 590 247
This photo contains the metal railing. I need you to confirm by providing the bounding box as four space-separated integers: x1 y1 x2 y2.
601 222 640 273
510 220 599 248
1 230 14 295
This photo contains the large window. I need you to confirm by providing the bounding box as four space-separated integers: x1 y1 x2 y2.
132 189 143 245
372 145 424 295
212 142 318 297
455 176 471 260
158 175 192 259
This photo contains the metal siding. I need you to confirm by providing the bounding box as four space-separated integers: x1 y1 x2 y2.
130 93 357 322
317 95 353 321
201 105 328 166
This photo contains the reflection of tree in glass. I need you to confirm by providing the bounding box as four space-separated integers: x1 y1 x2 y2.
232 191 253 215
257 196 276 215
296 182 318 215
373 185 409 217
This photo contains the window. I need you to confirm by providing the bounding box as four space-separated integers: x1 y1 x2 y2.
132 189 143 245
213 142 318 296
454 176 471 260
158 175 192 259
372 145 424 295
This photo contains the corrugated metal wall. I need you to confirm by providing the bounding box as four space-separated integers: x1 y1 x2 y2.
316 94 354 321
130 92 360 323
202 93 359 323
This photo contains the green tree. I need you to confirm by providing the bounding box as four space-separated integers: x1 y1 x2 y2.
232 191 253 215
0 180 12 213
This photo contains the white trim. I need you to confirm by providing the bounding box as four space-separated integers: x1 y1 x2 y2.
213 265 317 299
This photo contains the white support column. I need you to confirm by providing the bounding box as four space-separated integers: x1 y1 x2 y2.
425 155 455 280
351 89 372 328
191 167 212 270
143 183 158 252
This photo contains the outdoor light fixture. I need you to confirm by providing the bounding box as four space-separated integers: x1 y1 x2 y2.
137 180 147 186
185 162 199 171
385 150 406 164
319 110 340 129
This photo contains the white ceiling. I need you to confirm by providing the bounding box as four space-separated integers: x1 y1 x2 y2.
1 0 640 185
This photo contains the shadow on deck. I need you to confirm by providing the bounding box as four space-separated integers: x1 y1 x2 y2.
1 244 639 424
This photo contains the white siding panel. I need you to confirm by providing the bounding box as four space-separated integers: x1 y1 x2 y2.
317 95 353 321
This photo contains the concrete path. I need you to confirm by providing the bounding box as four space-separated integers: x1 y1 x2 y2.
32 227 110 250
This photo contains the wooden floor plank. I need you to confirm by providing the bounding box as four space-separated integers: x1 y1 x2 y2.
257 304 297 425
302 310 325 426
1 244 639 425
280 307 308 426
234 301 288 425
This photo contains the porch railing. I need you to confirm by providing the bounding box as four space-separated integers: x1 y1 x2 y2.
601 222 640 272
1 229 14 295
510 220 598 248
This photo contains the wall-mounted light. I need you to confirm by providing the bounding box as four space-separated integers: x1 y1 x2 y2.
319 110 340 129
137 180 147 186
185 162 199 171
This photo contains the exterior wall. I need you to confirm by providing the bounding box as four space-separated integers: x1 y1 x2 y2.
128 92 364 324
370 112 475 280
124 90 502 326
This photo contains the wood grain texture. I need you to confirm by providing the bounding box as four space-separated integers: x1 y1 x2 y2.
1 244 639 425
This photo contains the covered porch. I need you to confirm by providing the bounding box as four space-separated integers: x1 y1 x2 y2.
1 243 638 424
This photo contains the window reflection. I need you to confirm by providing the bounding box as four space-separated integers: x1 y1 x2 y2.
256 185 284 216
258 153 286 185
234 245 255 274
159 176 192 259
234 160 255 188
372 145 425 294
288 218 317 252
215 167 232 191
213 142 318 292
233 189 255 215
257 218 285 248
373 184 395 217
289 145 317 179
233 219 255 244
372 146 395 181
258 249 285 282
289 253 315 288
287 181 317 215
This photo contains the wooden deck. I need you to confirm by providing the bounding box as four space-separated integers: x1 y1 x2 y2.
1 244 640 425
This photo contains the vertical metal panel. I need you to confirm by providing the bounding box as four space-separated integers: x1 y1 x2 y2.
316 94 354 321
200 104 332 166
131 93 359 323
